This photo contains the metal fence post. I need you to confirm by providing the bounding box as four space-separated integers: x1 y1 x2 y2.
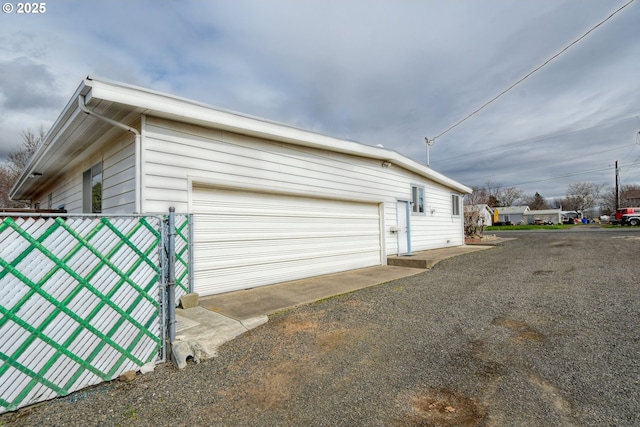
167 207 176 344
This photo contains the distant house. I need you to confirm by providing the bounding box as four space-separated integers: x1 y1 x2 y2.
466 204 494 227
524 209 562 225
495 206 529 225
621 189 640 207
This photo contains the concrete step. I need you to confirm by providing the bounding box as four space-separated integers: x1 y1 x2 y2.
386 256 437 269
387 243 502 270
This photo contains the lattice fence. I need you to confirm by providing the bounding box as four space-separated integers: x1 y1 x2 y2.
171 214 191 301
0 215 168 413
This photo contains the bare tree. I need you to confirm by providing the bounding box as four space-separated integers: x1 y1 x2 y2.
465 186 488 206
546 198 560 209
498 186 525 207
0 167 19 208
463 186 489 237
600 186 616 214
484 180 501 207
563 182 604 213
0 126 45 208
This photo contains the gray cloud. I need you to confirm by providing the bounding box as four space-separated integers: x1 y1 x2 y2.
0 57 61 110
0 56 65 161
1 0 638 200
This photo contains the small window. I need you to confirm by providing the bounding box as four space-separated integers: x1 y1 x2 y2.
83 162 102 213
451 194 460 216
411 185 425 214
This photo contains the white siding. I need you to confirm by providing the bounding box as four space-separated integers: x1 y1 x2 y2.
408 189 464 251
102 137 136 213
30 133 135 214
142 117 464 253
31 173 81 212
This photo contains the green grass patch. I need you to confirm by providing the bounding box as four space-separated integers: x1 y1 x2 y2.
124 406 138 420
485 224 578 231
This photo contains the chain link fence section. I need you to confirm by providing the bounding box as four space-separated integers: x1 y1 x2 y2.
0 214 166 413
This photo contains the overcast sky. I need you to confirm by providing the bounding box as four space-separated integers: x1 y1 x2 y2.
1 0 639 200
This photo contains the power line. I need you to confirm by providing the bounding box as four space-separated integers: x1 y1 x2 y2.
475 160 640 190
427 0 635 143
460 143 638 183
436 112 640 165
619 136 640 183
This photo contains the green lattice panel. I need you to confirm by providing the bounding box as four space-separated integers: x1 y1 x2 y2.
0 216 163 413
174 215 190 299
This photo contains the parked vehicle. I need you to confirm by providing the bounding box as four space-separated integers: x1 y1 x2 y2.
621 213 640 226
609 207 640 225
533 218 553 225
561 211 581 224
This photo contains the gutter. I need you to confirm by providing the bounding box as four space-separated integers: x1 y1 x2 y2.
78 95 143 213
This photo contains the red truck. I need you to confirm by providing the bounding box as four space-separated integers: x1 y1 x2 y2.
609 207 640 225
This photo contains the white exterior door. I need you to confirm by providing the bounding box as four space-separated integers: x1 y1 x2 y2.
192 186 383 296
396 200 410 255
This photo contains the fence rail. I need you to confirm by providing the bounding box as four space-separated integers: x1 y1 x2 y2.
0 213 188 413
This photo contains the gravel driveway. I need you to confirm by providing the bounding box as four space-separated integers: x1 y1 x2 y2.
2 227 639 426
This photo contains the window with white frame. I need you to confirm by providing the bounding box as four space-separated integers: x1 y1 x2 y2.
451 194 461 216
83 162 103 213
411 185 425 214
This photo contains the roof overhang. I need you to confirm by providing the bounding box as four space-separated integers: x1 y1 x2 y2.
11 77 471 200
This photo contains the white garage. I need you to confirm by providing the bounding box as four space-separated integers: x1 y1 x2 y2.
13 78 472 299
192 185 383 296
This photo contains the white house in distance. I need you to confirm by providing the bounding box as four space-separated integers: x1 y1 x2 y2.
465 204 494 227
11 77 471 296
495 205 530 225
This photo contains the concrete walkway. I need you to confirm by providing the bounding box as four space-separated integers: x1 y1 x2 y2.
171 242 501 367
198 265 425 320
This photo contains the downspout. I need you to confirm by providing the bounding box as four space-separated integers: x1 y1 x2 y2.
78 95 142 213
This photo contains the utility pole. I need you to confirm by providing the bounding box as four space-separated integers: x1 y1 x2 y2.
615 160 619 210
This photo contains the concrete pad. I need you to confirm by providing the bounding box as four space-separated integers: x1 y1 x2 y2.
199 265 425 320
466 236 516 246
175 314 199 332
171 306 267 369
387 245 493 269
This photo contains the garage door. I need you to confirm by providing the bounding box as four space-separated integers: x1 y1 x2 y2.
192 185 382 296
